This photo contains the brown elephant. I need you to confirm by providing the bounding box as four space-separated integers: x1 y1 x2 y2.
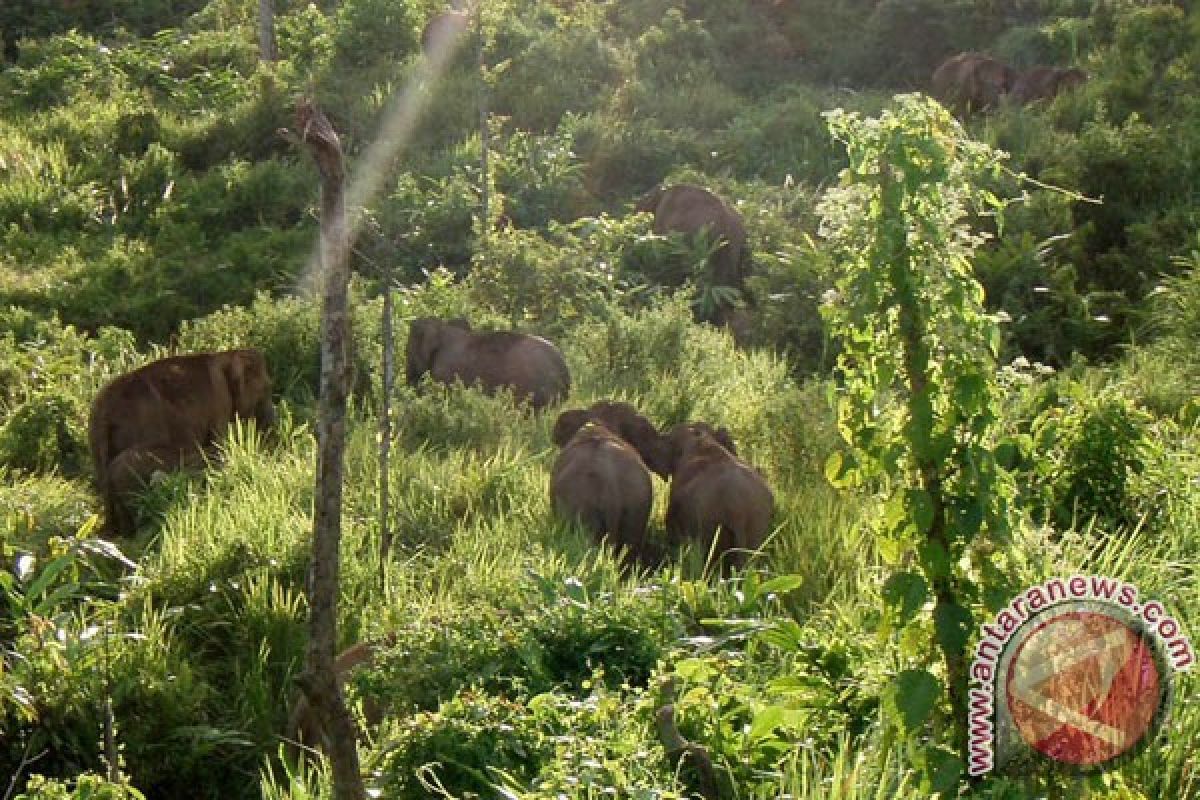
1010 66 1087 105
286 637 393 761
661 422 773 571
931 52 1018 114
551 414 656 568
634 183 749 323
405 317 570 410
421 9 470 56
551 401 668 477
88 349 276 535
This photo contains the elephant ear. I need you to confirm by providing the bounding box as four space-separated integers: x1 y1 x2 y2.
552 410 589 447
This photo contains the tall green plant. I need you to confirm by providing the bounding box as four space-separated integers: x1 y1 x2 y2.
818 95 1015 794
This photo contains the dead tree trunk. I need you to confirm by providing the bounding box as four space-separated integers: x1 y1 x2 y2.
258 0 277 62
294 99 365 800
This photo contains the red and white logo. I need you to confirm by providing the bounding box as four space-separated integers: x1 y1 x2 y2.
967 577 1192 776
1005 609 1164 768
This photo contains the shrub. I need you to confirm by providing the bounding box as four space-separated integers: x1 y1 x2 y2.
377 692 551 799
14 773 145 800
491 19 620 132
1028 383 1156 532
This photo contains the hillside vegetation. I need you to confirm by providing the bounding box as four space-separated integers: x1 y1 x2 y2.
1 0 1198 798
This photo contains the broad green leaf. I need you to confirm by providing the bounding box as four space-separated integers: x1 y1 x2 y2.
920 745 964 796
890 669 940 732
917 539 951 580
934 600 973 656
883 571 929 625
907 488 935 534
748 705 788 741
993 439 1021 470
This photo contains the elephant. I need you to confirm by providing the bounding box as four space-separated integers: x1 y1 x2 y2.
88 349 276 535
405 317 570 411
551 400 668 477
930 52 1018 114
660 422 773 571
421 9 470 56
1010 66 1087 105
634 183 749 324
286 637 392 761
550 415 656 568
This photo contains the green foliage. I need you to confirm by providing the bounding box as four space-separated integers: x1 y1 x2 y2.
1027 382 1155 532
331 0 419 69
14 773 145 800
819 95 1016 789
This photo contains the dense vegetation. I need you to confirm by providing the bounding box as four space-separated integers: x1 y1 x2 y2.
1 0 1198 798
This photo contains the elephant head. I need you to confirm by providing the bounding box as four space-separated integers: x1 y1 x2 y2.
931 52 1017 113
661 421 737 476
405 317 470 386
552 401 669 477
225 349 276 429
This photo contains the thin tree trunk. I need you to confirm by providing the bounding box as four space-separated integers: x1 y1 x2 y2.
295 99 366 800
476 4 490 254
258 0 277 62
378 270 394 581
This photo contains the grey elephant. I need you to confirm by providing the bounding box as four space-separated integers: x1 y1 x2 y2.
405 317 570 410
660 422 773 571
1010 66 1087 105
635 183 749 323
931 52 1018 114
89 349 276 535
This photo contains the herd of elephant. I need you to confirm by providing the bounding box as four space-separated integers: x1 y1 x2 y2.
931 51 1088 114
90 315 774 570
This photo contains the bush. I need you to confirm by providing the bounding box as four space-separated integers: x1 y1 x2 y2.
1027 382 1157 532
14 773 145 800
377 692 551 799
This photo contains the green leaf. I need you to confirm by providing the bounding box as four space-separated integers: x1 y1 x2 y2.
917 539 951 580
920 745 964 796
883 571 929 625
907 489 935 534
934 600 973 656
758 575 804 597
993 439 1021 470
824 451 847 485
890 669 940 732
748 705 789 741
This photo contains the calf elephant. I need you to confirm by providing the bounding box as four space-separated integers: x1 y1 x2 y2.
405 317 570 410
661 422 772 571
551 414 656 568
635 183 749 324
1010 66 1087 105
88 349 276 535
286 637 392 761
931 52 1017 114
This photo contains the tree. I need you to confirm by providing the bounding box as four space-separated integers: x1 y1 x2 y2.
258 0 277 62
292 99 365 800
818 94 1015 795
